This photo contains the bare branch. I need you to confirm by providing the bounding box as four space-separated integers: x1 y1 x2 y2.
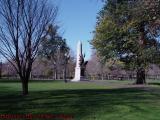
0 0 58 95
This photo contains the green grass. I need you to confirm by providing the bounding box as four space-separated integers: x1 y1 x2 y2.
0 80 160 120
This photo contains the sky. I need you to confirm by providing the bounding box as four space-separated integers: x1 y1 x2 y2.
52 0 104 60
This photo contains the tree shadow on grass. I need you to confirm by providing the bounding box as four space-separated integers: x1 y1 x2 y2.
0 86 160 120
148 82 160 86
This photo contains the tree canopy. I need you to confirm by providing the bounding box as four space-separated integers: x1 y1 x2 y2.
92 0 160 84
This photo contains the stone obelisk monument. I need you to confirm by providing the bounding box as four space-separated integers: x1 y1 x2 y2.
71 41 88 82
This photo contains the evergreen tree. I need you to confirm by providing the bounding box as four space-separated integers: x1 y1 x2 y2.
38 24 70 80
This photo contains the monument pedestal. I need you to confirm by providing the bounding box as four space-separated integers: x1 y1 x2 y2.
71 67 81 82
71 67 88 82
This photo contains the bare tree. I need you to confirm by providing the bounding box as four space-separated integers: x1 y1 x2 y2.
0 0 57 95
86 51 103 76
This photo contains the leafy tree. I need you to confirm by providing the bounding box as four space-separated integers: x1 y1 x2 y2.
0 0 57 95
38 24 70 80
92 0 160 84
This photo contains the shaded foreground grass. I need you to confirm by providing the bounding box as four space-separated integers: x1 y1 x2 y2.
0 80 160 120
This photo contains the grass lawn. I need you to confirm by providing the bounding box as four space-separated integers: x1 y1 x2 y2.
0 80 160 120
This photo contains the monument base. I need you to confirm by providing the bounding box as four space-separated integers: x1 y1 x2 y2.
71 67 81 82
71 76 88 82
71 66 89 82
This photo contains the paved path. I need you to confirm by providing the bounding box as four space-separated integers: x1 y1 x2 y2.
79 80 150 89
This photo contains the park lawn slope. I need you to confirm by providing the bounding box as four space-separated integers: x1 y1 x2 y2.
0 80 160 120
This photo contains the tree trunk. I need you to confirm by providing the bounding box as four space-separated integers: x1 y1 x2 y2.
22 80 28 95
54 70 57 80
136 68 146 84
64 65 67 83
101 74 104 80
